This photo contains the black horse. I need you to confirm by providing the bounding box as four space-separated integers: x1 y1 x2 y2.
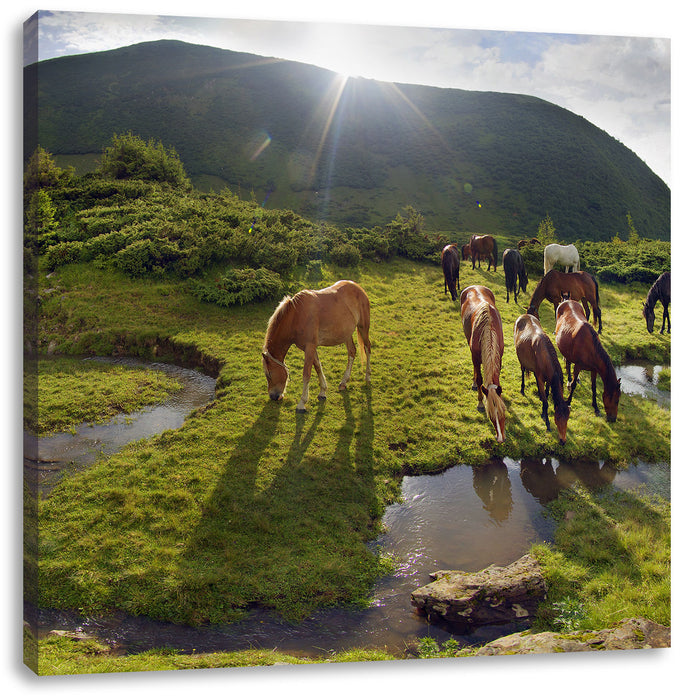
643 271 670 334
502 248 528 303
441 244 461 301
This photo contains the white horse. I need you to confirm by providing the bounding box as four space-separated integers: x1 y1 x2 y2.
544 243 580 275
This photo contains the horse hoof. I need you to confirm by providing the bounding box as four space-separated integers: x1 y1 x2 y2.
338 383 347 391
295 407 307 414
318 395 327 402
477 404 485 413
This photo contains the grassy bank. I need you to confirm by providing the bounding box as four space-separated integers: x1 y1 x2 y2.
30 255 670 630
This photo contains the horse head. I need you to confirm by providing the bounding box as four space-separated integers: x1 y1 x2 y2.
526 303 539 319
603 378 621 422
553 400 570 445
262 350 289 401
481 383 506 443
643 302 655 333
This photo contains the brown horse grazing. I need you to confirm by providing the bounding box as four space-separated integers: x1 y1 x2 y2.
513 314 569 444
460 285 506 442
643 271 670 334
517 237 541 250
461 243 471 261
527 270 602 333
262 280 371 412
555 300 620 422
441 244 461 301
469 234 498 271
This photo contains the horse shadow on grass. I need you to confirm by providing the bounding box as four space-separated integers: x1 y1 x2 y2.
178 385 378 620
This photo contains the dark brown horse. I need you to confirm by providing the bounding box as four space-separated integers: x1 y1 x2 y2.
461 243 471 261
643 271 670 334
460 285 506 442
441 244 461 301
517 237 541 249
527 270 602 333
502 248 528 303
513 314 569 443
262 280 371 412
469 234 498 271
555 300 620 421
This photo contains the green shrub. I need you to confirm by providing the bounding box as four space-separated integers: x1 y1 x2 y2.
328 242 362 267
191 267 285 307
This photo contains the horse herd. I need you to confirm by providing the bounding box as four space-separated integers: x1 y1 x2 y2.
261 235 670 448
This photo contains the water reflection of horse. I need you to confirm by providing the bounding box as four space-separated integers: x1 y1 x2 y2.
472 460 513 522
262 280 371 412
555 299 620 421
544 243 579 274
441 244 461 301
643 271 670 334
502 248 528 303
469 234 498 271
527 270 602 333
460 285 506 442
514 314 569 443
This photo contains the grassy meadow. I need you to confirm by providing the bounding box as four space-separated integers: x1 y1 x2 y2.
29 253 670 635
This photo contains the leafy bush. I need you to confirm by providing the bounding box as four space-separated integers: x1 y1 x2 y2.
191 267 285 307
328 242 361 267
99 132 191 189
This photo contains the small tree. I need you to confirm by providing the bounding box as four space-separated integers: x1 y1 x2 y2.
24 146 72 194
99 132 191 189
537 213 557 245
626 211 640 245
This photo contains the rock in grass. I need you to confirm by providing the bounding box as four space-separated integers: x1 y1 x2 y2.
410 554 547 629
474 617 670 655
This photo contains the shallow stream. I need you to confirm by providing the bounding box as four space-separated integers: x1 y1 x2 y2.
27 360 670 657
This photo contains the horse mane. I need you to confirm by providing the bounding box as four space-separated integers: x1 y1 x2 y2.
549 364 570 420
473 302 501 380
263 294 294 348
590 329 618 388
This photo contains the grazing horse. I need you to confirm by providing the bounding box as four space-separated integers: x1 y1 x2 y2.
460 285 506 442
502 248 529 303
517 237 541 249
461 243 471 261
441 244 461 301
643 271 670 334
469 234 498 271
262 280 371 412
527 270 602 333
555 300 620 422
513 314 569 444
544 243 580 274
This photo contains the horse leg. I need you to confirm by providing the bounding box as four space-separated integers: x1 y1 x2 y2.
472 359 485 412
581 299 590 320
662 304 670 334
590 370 600 416
339 337 356 390
313 351 328 401
536 375 551 431
595 304 602 334
296 345 317 412
520 366 526 396
566 365 581 404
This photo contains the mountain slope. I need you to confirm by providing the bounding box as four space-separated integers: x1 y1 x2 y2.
24 39 670 240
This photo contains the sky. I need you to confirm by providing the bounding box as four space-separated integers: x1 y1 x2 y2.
21 3 673 186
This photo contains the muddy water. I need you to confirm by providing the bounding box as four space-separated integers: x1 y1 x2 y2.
29 363 670 657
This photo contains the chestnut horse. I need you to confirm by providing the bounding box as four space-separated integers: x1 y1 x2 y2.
460 285 506 442
469 234 498 271
513 314 569 443
441 244 461 301
643 271 670 334
555 300 620 421
262 280 371 412
527 270 602 333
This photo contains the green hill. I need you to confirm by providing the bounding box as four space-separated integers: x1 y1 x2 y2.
24 39 669 240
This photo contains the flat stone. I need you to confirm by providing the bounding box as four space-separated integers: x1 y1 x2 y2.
410 554 547 628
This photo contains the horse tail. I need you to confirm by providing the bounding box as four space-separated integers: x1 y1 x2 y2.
356 295 371 368
492 238 498 271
